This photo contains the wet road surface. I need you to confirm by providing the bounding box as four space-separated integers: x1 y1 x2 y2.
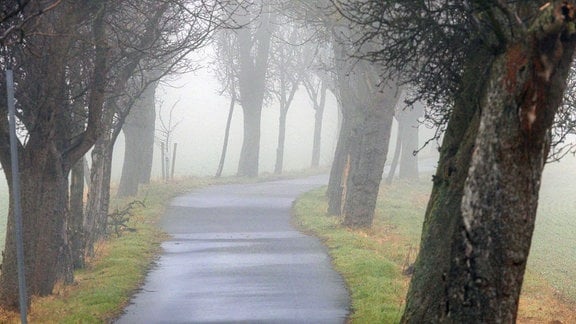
115 175 349 323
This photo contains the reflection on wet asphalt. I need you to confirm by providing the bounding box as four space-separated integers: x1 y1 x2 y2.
116 175 349 324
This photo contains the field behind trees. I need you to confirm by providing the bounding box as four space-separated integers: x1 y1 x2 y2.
530 156 576 303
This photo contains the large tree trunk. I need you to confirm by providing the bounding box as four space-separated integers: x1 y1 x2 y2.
236 4 272 178
117 81 158 197
326 41 357 216
0 148 73 309
341 83 399 228
403 6 576 321
402 45 492 323
445 36 575 323
326 104 352 215
237 104 263 177
326 37 400 226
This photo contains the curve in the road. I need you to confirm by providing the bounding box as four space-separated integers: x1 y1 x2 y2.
116 175 350 324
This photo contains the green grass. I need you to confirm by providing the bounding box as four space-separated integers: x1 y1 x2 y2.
293 185 420 323
294 167 576 323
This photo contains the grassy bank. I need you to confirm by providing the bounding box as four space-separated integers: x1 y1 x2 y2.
294 176 576 323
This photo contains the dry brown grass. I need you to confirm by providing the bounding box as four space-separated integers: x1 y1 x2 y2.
518 272 576 324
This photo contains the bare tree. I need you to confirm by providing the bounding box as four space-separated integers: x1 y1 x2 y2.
0 1 110 309
213 28 239 178
0 0 236 310
300 44 332 168
234 1 273 177
84 0 234 258
117 71 161 196
280 0 402 226
269 19 306 174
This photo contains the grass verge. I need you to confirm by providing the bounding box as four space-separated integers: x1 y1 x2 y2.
293 178 576 324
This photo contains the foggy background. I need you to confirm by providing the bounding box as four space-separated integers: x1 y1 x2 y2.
0 48 441 222
111 51 341 179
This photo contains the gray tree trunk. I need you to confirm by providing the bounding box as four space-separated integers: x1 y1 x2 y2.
402 7 576 321
326 110 351 215
84 136 114 258
0 6 108 307
326 41 357 216
402 47 489 322
216 94 235 178
237 104 263 177
326 37 400 227
274 80 298 175
311 81 327 168
117 80 158 197
274 109 287 174
236 5 272 177
0 146 74 309
341 80 399 228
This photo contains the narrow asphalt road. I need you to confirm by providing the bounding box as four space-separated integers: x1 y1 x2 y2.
115 175 349 324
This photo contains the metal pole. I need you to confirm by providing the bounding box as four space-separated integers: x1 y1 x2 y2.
171 143 177 180
6 69 28 323
160 141 165 181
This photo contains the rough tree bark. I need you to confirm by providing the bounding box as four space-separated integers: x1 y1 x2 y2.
341 79 399 228
402 45 491 322
326 41 400 226
326 41 356 215
0 3 108 309
83 135 114 258
0 148 74 308
326 105 352 215
403 3 576 321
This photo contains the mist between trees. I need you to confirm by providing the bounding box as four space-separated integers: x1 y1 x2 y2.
1 0 576 322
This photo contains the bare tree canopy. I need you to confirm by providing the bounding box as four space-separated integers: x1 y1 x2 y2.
0 0 240 310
